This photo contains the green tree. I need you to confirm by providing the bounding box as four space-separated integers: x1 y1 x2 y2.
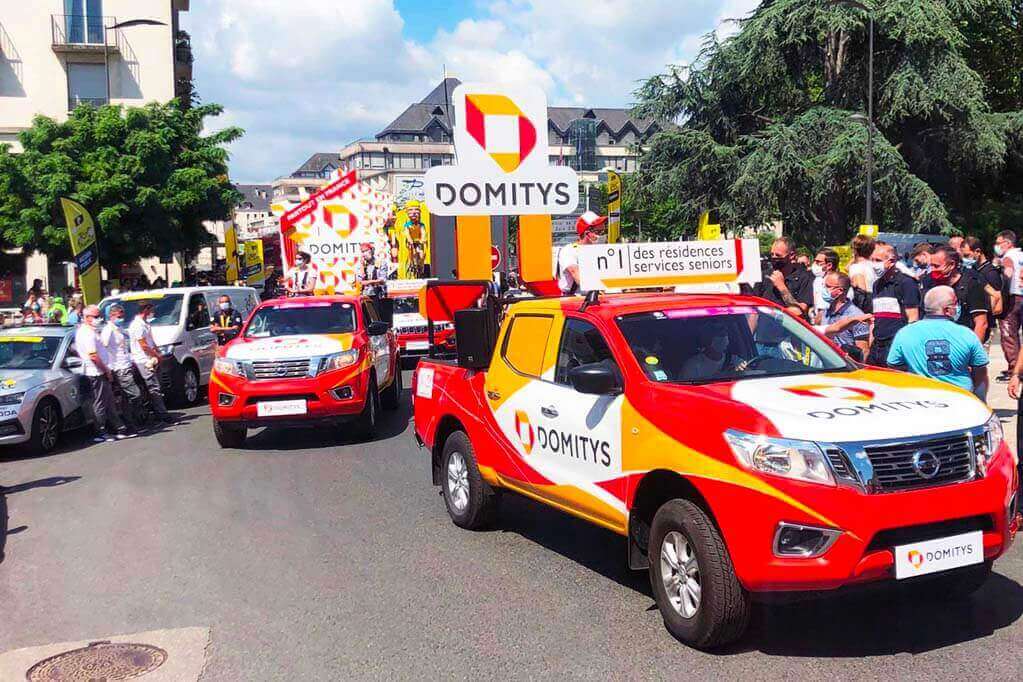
0 100 242 267
634 0 1023 247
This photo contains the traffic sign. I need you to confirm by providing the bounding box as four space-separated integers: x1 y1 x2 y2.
491 246 501 271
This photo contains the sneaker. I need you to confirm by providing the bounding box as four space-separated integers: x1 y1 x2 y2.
997 371 1012 383
158 414 177 424
115 431 138 440
92 433 115 443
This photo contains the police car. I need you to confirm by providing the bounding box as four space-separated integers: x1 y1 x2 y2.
0 326 96 454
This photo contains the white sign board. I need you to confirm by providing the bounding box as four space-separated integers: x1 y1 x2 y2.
424 83 579 216
386 278 433 296
578 239 762 291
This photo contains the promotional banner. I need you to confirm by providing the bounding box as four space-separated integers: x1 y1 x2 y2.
578 239 762 291
60 198 101 304
607 171 622 244
392 200 431 279
243 240 265 286
225 224 240 284
271 170 394 294
424 83 579 215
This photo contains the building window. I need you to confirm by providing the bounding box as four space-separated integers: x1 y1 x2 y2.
67 62 107 109
64 0 104 45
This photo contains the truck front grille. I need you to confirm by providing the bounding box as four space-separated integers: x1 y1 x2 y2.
864 433 974 492
248 358 312 380
395 324 427 335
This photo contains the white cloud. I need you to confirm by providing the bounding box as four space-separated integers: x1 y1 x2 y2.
184 0 761 183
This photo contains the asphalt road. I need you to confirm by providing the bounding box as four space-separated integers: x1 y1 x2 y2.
2 371 1023 679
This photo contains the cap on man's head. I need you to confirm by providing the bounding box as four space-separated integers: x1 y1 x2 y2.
83 305 101 318
576 211 608 236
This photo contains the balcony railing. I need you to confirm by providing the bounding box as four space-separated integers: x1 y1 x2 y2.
51 14 120 52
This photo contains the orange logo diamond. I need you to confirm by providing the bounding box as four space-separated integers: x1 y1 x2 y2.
908 550 924 569
784 385 876 402
514 410 535 454
464 94 537 173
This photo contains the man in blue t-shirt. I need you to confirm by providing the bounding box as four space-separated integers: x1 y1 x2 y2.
888 285 989 399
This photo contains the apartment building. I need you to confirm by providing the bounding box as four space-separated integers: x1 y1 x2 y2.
0 0 191 301
272 78 667 203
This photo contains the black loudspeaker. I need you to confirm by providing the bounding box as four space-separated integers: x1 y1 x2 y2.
454 308 496 369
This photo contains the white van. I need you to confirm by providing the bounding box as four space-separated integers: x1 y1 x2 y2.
99 286 260 405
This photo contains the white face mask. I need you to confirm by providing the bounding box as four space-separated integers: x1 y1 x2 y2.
871 261 888 276
220 302 231 311
811 264 824 278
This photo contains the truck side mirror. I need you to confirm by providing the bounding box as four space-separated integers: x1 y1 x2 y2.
569 362 622 396
367 321 389 336
64 355 83 371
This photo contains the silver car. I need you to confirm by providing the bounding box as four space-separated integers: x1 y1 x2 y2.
0 325 95 454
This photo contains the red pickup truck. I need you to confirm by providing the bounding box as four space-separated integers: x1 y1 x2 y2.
413 285 1018 648
209 295 401 447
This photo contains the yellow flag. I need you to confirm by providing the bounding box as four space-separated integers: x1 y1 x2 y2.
225 224 239 283
697 211 722 241
607 171 622 244
60 198 102 304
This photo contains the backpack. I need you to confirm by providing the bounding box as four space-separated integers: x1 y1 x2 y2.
851 286 873 314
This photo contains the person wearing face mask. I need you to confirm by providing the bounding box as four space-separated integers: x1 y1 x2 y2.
557 211 608 295
817 272 871 356
811 248 839 324
76 305 134 442
210 295 244 345
995 230 1023 382
908 243 934 280
922 245 990 342
101 304 143 432
888 285 989 400
753 236 814 318
867 241 920 367
682 321 736 380
961 236 1004 340
287 251 315 297
129 301 173 423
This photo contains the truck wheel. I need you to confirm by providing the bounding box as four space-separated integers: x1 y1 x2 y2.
28 398 62 455
357 377 379 438
648 499 750 649
214 419 246 448
172 363 200 407
441 430 498 530
382 365 402 410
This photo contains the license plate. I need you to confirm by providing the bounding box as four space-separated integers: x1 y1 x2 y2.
894 531 983 579
256 400 307 417
406 341 429 351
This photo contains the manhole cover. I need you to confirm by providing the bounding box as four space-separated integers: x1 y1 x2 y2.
26 641 167 681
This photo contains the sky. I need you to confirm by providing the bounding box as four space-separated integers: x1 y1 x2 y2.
181 0 760 184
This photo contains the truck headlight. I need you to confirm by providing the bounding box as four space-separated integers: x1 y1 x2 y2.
0 391 25 406
158 344 179 357
319 349 359 374
976 414 1005 477
214 358 243 377
724 429 835 486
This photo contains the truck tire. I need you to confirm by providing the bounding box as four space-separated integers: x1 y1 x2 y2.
648 499 750 649
27 398 62 455
173 363 200 407
357 377 379 438
382 365 402 410
441 430 498 530
214 419 246 448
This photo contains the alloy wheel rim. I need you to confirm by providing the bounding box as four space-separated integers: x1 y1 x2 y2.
39 404 59 450
447 452 469 512
660 530 701 618
184 371 198 403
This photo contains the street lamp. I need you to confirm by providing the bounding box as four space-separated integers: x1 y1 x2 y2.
104 19 167 105
828 0 874 225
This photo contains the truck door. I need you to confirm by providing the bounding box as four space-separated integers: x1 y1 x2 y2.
362 300 391 387
486 314 627 530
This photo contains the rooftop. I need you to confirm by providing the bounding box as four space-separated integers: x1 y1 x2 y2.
235 184 272 213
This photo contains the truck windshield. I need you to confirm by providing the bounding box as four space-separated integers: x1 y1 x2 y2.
616 305 849 384
245 302 357 338
0 335 64 369
393 297 420 315
100 294 184 327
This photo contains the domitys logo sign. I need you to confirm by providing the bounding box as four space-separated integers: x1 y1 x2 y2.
425 83 579 216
